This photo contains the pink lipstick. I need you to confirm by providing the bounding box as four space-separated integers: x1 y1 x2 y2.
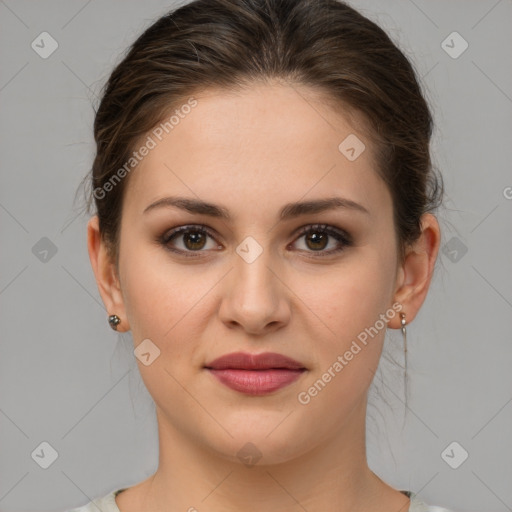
204 351 306 396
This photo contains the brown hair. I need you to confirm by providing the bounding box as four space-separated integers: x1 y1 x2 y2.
82 0 443 265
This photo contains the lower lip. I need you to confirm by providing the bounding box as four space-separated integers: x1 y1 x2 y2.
206 368 305 395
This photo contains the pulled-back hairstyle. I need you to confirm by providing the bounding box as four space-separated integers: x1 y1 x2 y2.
83 0 443 266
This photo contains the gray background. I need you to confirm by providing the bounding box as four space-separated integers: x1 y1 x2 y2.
0 1 511 511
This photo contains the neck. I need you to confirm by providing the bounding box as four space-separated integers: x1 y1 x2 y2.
126 399 404 512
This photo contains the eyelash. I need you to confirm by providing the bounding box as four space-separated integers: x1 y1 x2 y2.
158 224 353 259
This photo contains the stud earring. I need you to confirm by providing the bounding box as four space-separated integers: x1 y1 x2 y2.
108 314 121 331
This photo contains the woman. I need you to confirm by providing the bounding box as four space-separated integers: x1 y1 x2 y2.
70 0 453 510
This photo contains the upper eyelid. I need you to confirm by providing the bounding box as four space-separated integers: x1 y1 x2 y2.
162 224 216 240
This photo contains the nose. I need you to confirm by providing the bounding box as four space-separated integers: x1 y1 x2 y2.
218 244 291 336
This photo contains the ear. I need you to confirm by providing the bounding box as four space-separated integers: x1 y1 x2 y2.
87 216 130 332
389 213 441 328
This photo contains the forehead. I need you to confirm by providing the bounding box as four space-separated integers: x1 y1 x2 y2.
123 83 390 219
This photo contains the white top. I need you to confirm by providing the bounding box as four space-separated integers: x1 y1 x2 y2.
66 488 455 511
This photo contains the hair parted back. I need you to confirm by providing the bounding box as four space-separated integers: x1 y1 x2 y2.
84 0 443 265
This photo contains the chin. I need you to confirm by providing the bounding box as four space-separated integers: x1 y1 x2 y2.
201 419 315 467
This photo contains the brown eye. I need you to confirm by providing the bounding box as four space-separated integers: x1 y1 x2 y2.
292 224 352 256
304 231 329 251
160 225 220 256
182 230 207 250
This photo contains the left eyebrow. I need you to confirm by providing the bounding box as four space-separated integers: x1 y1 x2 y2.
279 197 370 220
142 196 370 220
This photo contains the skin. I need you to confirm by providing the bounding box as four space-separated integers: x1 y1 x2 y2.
88 82 440 512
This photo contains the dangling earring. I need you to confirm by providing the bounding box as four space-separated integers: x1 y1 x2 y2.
108 314 121 331
400 312 407 389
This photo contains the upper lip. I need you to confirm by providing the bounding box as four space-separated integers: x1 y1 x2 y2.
205 352 306 370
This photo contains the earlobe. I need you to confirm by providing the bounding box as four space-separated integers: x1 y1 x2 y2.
87 216 130 332
390 213 441 329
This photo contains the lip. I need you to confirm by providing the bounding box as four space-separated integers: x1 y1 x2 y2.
204 352 307 396
205 351 306 371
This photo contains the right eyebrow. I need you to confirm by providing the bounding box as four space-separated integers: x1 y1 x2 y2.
143 196 230 219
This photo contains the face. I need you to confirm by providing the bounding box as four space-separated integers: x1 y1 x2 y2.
111 83 404 463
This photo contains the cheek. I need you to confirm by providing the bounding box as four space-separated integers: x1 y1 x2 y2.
119 243 221 367
294 247 397 389
295 271 392 414
303 256 395 337
119 242 193 338
119 252 208 402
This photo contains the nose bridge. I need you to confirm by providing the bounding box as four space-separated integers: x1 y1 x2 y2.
233 236 277 306
219 235 289 333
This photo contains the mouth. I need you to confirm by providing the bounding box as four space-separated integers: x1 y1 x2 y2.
204 351 307 396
